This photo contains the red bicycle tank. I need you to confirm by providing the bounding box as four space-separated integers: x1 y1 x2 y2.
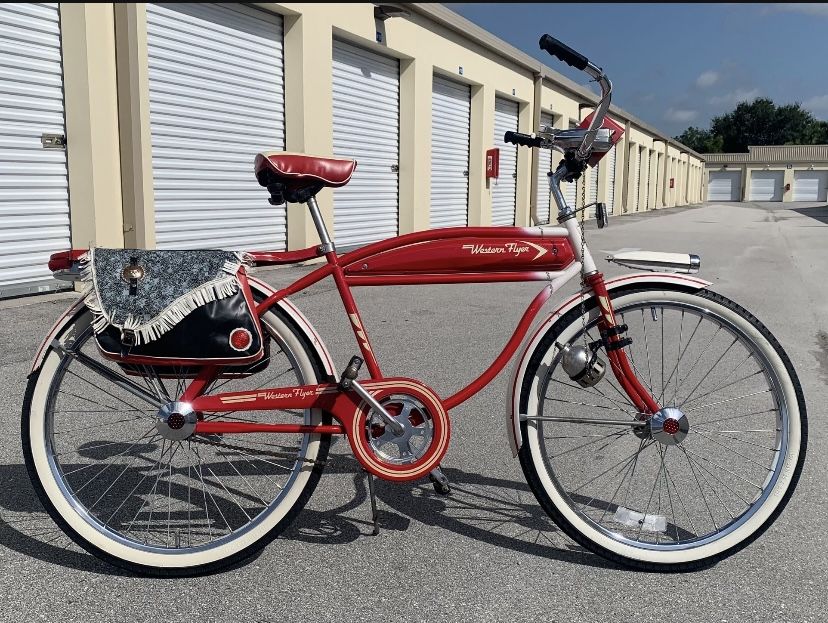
343 228 575 276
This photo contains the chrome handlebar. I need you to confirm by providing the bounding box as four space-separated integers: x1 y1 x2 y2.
536 34 613 160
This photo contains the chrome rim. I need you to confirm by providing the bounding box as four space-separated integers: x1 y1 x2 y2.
42 313 319 554
535 299 788 550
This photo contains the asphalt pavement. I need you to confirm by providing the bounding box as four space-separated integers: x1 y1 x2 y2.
1 201 826 622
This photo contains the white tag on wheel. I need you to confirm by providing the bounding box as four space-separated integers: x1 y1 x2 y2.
613 506 667 533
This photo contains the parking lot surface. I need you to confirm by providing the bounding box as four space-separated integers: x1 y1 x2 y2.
1 201 826 623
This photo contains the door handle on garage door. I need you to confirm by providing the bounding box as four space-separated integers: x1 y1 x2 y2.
391 164 399 173
41 133 66 149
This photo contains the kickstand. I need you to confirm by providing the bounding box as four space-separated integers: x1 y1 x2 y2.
365 470 380 535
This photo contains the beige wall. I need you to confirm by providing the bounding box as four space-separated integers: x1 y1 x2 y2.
54 2 704 254
60 3 124 249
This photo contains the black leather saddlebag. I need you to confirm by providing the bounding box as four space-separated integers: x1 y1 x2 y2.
80 248 266 370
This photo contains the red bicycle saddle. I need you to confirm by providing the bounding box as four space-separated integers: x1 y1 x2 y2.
254 152 357 190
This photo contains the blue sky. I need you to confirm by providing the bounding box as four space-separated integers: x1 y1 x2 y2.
445 3 828 136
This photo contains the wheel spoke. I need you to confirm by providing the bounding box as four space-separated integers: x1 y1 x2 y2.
677 337 738 408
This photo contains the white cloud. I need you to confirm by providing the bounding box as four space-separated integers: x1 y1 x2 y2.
665 108 698 123
709 88 761 107
761 3 828 17
695 71 720 88
803 94 828 112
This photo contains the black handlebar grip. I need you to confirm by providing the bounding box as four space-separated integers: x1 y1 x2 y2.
539 34 589 71
504 131 542 148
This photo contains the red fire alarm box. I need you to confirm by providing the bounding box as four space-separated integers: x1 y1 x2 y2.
669 178 675 189
578 113 625 167
486 148 499 178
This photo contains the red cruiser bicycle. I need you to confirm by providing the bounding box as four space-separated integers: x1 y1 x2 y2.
22 36 806 575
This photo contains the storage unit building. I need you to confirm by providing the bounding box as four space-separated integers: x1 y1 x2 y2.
0 3 707 299
705 145 828 203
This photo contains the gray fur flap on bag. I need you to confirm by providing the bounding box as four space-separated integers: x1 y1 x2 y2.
80 248 251 346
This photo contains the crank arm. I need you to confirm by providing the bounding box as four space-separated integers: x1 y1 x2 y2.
51 339 165 408
520 414 647 427
349 379 405 436
339 356 404 436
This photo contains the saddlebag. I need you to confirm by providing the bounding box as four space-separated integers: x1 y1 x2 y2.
80 248 266 370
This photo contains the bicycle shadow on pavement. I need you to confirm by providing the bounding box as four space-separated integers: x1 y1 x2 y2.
0 462 270 577
0 454 618 574
0 463 132 575
285 454 618 570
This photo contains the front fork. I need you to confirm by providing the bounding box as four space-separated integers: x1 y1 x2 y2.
585 272 660 416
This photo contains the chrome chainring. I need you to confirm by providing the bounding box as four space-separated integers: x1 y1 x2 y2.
366 395 435 466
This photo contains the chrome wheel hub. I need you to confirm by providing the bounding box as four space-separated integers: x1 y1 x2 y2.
650 406 689 446
156 401 197 441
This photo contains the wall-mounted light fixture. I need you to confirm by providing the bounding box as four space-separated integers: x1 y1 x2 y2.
374 4 411 21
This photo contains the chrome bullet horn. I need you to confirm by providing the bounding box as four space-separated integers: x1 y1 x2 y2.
556 342 606 388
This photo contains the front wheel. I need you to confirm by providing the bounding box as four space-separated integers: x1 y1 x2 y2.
518 287 806 571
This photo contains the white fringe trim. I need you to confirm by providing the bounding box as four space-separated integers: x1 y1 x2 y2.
80 249 248 346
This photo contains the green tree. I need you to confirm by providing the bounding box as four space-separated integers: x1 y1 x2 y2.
674 98 827 153
674 126 723 153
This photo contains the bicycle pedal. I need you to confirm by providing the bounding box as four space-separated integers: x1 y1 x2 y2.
339 356 363 390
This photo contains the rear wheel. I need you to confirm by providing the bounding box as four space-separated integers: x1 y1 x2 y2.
23 306 330 576
518 287 806 570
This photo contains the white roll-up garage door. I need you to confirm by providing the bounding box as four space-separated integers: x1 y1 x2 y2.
332 40 399 248
561 177 577 211
707 170 741 201
0 3 70 298
147 4 286 251
749 170 783 201
587 160 599 217
492 97 518 225
642 150 651 211
631 148 641 212
606 145 617 214
534 112 553 224
430 75 469 228
793 170 828 202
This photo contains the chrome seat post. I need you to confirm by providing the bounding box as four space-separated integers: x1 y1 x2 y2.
306 196 335 254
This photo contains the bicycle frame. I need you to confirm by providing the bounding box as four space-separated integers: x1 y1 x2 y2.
182 206 660 444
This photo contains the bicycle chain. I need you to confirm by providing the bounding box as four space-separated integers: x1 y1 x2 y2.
189 434 325 465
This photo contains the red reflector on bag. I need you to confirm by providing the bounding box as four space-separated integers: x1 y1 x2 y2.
48 249 87 272
229 328 253 351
